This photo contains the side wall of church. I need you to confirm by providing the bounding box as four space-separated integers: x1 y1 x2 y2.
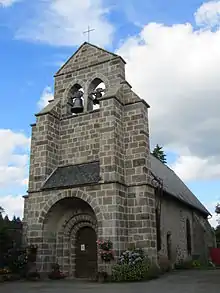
160 195 213 264
160 196 194 263
192 213 216 263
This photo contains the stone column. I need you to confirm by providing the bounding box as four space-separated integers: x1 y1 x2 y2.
124 100 157 260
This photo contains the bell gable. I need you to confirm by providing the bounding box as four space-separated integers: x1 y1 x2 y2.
55 42 126 76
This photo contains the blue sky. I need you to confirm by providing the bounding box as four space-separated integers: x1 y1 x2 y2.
0 0 219 226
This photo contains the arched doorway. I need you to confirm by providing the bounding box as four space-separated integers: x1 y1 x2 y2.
75 226 97 278
41 196 98 276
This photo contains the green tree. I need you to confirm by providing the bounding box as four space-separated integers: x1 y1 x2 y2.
16 217 21 223
216 204 220 216
4 215 9 222
0 206 4 215
0 207 4 222
152 144 167 164
216 204 220 227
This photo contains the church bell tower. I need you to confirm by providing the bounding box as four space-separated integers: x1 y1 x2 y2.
23 43 157 277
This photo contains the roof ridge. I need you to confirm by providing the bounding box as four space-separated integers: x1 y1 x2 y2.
150 153 174 173
149 153 210 216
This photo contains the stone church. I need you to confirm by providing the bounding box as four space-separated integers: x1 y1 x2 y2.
23 42 215 278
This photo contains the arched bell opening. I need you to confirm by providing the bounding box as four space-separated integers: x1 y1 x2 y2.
68 84 85 115
87 78 106 111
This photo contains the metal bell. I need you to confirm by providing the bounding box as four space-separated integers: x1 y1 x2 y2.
71 90 84 114
92 88 105 105
93 95 100 105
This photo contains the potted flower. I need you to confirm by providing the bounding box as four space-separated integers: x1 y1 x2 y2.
97 240 114 262
48 263 66 280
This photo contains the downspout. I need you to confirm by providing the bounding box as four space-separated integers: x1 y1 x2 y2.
150 171 163 252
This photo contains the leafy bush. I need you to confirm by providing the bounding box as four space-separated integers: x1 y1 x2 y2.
175 258 196 270
112 248 161 282
118 248 147 265
175 258 216 270
6 248 28 274
112 260 149 282
192 260 201 268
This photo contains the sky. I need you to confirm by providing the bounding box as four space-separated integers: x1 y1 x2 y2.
0 0 219 226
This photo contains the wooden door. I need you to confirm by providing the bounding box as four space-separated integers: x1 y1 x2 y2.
75 226 97 278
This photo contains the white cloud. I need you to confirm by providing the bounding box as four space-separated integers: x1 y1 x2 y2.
206 201 219 228
0 195 24 219
0 129 30 188
38 86 53 109
171 155 220 181
0 0 20 7
195 0 220 28
209 213 219 228
16 0 114 47
116 4 220 181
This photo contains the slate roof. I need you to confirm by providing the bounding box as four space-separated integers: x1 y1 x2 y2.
41 155 209 216
150 154 210 216
35 99 59 117
41 161 100 190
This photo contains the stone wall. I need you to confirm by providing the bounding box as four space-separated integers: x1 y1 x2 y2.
124 102 150 186
127 185 157 259
159 194 213 264
59 110 100 165
28 102 61 192
160 195 194 263
192 213 216 263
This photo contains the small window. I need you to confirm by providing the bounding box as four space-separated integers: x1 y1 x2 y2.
167 232 172 260
156 208 161 251
186 219 192 255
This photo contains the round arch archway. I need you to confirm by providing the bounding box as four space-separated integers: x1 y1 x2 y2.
38 189 103 225
37 190 102 276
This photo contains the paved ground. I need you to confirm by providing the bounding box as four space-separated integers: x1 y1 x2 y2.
0 270 219 293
